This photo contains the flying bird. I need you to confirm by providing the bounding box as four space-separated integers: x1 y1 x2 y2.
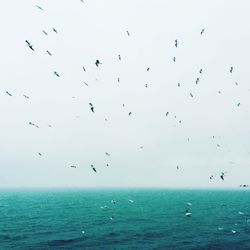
237 102 241 107
200 29 205 35
175 39 178 47
199 69 202 74
82 66 86 71
25 40 34 51
105 152 111 156
35 5 44 11
6 91 12 96
23 94 29 99
126 30 130 36
190 93 194 98
52 28 58 33
70 165 77 168
95 60 102 67
128 112 132 116
173 57 176 62
209 175 214 180
118 54 121 60
230 67 233 73
220 172 225 180
38 152 42 156
196 78 200 84
54 71 60 77
147 67 150 71
46 50 52 56
185 210 192 217
42 30 48 36
89 103 95 113
165 112 169 117
91 164 97 173
178 83 180 87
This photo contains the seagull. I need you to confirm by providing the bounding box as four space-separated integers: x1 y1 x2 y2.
165 112 169 117
238 211 244 215
95 60 102 67
35 5 44 11
105 152 111 156
145 84 148 88
38 152 42 156
52 28 58 33
25 40 34 51
190 93 194 98
237 102 241 107
106 164 109 167
42 30 48 36
82 66 86 72
231 230 236 234
196 78 200 84
126 30 130 36
83 82 88 86
89 103 95 113
23 94 29 99
230 67 233 73
117 77 120 83
200 29 205 35
81 231 85 235
70 165 77 168
48 124 52 128
129 199 134 203
147 67 150 71
185 210 192 217
177 83 180 87
128 112 132 116
110 216 114 220
46 50 52 56
209 175 214 180
118 54 121 60
6 91 12 96
29 122 39 128
199 69 202 74
173 57 176 62
176 165 179 170
54 71 60 77
187 202 192 206
91 164 97 173
235 82 238 86
175 39 178 48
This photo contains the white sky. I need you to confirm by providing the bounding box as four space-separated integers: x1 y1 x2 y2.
0 0 250 188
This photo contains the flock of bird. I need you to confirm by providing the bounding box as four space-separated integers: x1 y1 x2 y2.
4 2 249 189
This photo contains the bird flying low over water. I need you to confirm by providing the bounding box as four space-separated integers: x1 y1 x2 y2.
147 67 150 71
91 164 97 172
128 112 132 116
190 93 194 98
118 54 121 60
126 30 130 36
82 66 86 71
220 172 226 180
165 112 169 117
173 57 176 62
95 60 102 67
230 67 233 73
199 69 203 74
209 175 214 180
196 78 200 84
25 40 34 51
38 152 42 156
237 102 241 107
6 91 12 96
89 103 95 113
52 28 58 33
23 94 29 99
175 39 178 47
46 50 52 56
200 29 205 35
105 152 111 156
70 165 77 168
185 210 192 217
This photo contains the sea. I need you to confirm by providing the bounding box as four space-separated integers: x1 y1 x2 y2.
0 189 249 250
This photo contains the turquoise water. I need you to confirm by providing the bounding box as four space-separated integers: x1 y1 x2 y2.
0 189 249 249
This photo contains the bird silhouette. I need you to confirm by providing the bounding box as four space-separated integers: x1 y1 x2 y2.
175 39 178 47
230 67 233 73
95 60 102 67
42 30 48 35
54 71 60 77
25 40 34 51
200 29 205 35
46 50 52 56
91 164 97 172
6 91 12 96
89 103 95 113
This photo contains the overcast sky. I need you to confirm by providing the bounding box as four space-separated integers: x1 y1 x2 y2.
1 0 250 188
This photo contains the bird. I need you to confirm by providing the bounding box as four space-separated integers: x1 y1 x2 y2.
89 103 95 113
95 60 102 67
147 67 150 71
175 39 178 47
190 93 194 98
196 78 200 84
38 152 42 156
187 202 192 206
128 112 132 116
35 5 44 11
118 54 121 60
105 152 111 156
82 66 86 71
230 67 233 73
126 30 130 36
237 102 241 107
23 94 29 99
106 164 109 167
165 112 169 117
52 28 58 33
185 210 192 217
25 40 34 51
46 50 52 56
6 91 12 96
235 82 238 86
209 175 214 180
91 164 97 172
217 144 220 147
29 122 39 128
70 165 77 168
200 29 205 35
220 172 225 180
129 199 134 203
54 71 60 77
199 69 202 74
145 84 148 88
83 82 88 86
48 124 52 128
117 77 120 83
42 30 48 36
173 57 176 62
176 165 179 170
177 83 180 87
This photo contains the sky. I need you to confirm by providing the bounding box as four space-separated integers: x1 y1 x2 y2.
0 0 250 188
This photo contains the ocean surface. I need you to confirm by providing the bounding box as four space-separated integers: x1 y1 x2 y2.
0 189 249 250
